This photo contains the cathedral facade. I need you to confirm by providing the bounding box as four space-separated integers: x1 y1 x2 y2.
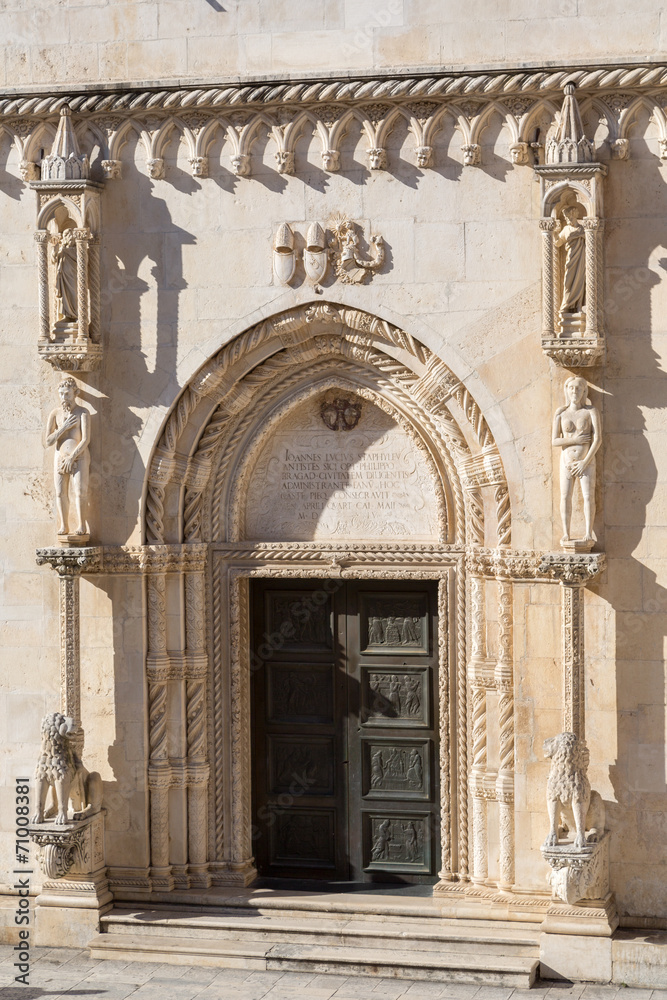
1 2 667 986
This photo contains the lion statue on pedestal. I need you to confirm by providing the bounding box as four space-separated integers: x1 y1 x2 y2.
31 712 103 825
542 732 605 850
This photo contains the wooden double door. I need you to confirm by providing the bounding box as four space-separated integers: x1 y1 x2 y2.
251 579 440 884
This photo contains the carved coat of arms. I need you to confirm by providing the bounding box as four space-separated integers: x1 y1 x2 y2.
320 396 362 431
328 213 385 284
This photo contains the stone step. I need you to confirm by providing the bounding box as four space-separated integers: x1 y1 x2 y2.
88 932 539 986
100 908 539 956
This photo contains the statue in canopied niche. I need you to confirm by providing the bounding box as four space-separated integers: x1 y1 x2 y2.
51 229 78 327
555 204 586 315
552 377 601 547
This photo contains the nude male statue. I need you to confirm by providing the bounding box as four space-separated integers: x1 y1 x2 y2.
552 376 601 545
45 377 91 536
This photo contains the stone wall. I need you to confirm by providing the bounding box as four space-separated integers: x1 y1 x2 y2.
1 6 667 931
0 0 664 89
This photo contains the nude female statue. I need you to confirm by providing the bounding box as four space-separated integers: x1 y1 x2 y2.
552 377 601 545
45 377 91 537
554 205 586 314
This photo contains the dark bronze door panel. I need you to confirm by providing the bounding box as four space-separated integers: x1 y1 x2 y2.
251 580 439 883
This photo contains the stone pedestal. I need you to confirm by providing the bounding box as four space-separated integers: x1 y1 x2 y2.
29 812 111 947
540 834 617 982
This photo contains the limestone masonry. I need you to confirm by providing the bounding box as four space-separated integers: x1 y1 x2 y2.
1 0 667 988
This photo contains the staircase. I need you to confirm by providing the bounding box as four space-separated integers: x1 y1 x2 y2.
88 892 541 986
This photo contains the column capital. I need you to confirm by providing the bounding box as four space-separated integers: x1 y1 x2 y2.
36 546 103 576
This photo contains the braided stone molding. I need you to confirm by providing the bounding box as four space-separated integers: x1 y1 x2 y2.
437 577 453 880
4 63 667 117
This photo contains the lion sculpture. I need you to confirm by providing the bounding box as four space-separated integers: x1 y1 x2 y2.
31 712 103 825
543 732 605 850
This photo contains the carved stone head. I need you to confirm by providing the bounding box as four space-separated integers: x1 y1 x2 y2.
231 153 250 176
368 147 387 170
190 156 208 178
563 376 589 406
415 145 433 168
275 150 295 175
147 157 164 180
509 142 529 165
321 149 340 171
101 159 122 180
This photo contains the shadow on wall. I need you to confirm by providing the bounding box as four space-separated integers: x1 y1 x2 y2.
97 144 196 544
600 121 667 919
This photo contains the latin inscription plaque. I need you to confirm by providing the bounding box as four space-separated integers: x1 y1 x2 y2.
244 395 440 540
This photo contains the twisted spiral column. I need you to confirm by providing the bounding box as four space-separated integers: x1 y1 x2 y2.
35 232 50 342
88 236 101 344
540 219 559 339
146 572 172 887
469 574 488 884
74 229 90 342
185 570 210 882
495 578 515 892
583 218 603 338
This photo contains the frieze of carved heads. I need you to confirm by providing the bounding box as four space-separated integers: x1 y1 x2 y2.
44 377 92 546
30 107 103 371
31 712 103 826
272 215 384 288
541 732 608 904
535 84 607 367
552 377 601 552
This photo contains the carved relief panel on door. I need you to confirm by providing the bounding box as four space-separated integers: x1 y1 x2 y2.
364 813 432 873
361 667 429 727
361 593 429 653
362 738 431 800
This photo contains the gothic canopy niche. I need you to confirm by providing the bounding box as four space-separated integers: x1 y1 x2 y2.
535 83 607 369
30 107 103 372
144 303 513 552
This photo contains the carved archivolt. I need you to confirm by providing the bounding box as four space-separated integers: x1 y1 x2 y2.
144 302 511 551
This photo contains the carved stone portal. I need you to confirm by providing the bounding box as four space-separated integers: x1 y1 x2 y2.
30 107 103 371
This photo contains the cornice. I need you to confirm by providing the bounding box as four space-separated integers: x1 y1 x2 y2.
2 62 667 118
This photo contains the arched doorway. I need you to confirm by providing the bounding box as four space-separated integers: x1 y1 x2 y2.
141 302 513 891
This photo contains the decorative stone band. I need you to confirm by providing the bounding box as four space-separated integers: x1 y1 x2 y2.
468 547 606 583
36 545 103 576
4 62 667 117
148 759 210 790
